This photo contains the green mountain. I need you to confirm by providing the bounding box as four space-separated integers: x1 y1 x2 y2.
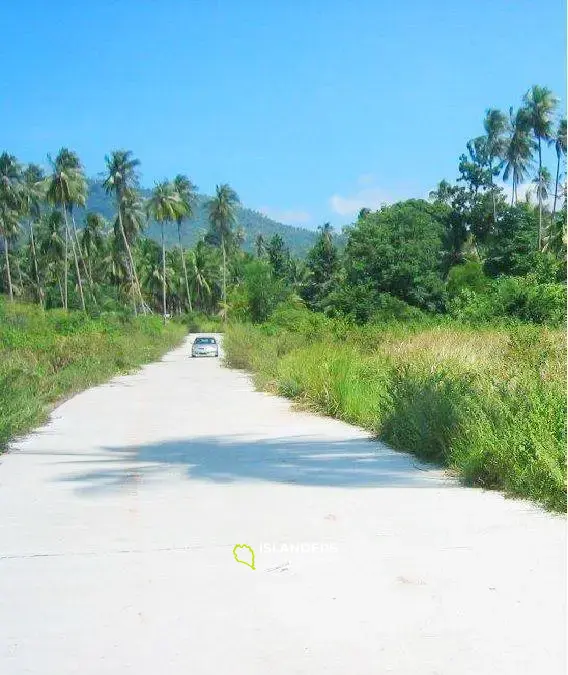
81 180 318 257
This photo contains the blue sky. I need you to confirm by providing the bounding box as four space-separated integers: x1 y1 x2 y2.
1 0 566 229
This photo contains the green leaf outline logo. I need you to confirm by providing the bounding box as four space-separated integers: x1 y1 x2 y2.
233 543 256 570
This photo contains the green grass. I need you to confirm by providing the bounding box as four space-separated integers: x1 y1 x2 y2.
223 315 566 511
0 299 187 450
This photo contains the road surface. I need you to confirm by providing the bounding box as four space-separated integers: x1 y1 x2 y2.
0 335 565 674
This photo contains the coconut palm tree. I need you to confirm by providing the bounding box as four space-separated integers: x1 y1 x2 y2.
206 184 240 319
22 164 46 306
188 240 219 312
146 180 180 322
38 210 66 306
103 150 146 313
503 108 534 206
81 212 107 283
45 148 87 310
483 109 508 221
523 86 558 248
551 118 567 221
172 174 197 312
533 167 552 213
0 153 23 302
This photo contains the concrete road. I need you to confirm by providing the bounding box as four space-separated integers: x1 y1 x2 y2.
0 335 565 674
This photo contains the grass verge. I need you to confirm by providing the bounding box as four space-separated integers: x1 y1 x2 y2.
0 300 187 451
223 310 566 511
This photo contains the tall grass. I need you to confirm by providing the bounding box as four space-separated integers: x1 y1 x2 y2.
0 299 187 450
223 315 566 511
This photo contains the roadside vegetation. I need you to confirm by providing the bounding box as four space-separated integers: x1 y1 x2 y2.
0 85 566 509
0 299 186 451
224 306 566 511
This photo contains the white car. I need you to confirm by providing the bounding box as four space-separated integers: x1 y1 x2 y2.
191 336 219 358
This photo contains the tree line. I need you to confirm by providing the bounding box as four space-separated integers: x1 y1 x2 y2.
0 84 566 326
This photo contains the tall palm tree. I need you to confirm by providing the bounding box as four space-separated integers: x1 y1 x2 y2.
188 240 219 311
523 86 558 248
146 180 180 322
81 212 106 283
206 183 240 319
103 150 146 313
172 174 197 312
45 148 86 310
483 109 508 221
22 164 46 306
503 108 534 206
0 153 23 302
38 210 65 306
533 166 552 209
551 118 567 221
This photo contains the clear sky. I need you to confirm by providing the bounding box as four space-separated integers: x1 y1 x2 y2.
1 0 566 228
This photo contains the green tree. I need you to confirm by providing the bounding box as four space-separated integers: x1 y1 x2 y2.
532 167 552 211
266 233 290 279
302 223 340 311
232 259 289 323
523 85 558 248
172 174 197 312
81 212 107 283
483 109 508 221
255 233 266 258
38 210 65 307
206 184 240 319
458 137 493 195
22 164 46 306
0 153 23 302
146 180 181 322
46 148 87 310
503 107 534 206
484 203 539 277
551 118 567 221
344 200 446 310
103 150 146 313
188 240 219 312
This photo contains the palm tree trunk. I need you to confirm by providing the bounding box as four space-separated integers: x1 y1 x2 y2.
177 222 192 313
29 221 43 308
117 200 145 315
161 222 167 324
222 236 227 322
71 213 95 292
552 153 561 222
63 219 68 310
63 206 85 311
489 159 497 223
57 275 64 307
3 236 13 302
537 138 543 250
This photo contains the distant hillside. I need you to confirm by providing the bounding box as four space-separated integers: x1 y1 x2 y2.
80 180 318 257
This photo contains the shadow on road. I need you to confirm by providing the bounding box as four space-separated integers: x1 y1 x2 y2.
52 435 447 493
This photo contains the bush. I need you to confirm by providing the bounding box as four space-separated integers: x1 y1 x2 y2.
446 261 488 297
448 275 566 326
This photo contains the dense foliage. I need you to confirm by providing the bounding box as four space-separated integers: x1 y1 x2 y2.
2 87 562 327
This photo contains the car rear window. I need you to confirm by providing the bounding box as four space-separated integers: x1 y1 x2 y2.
195 337 216 344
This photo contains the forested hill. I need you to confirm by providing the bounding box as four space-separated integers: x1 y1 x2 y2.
82 180 318 257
